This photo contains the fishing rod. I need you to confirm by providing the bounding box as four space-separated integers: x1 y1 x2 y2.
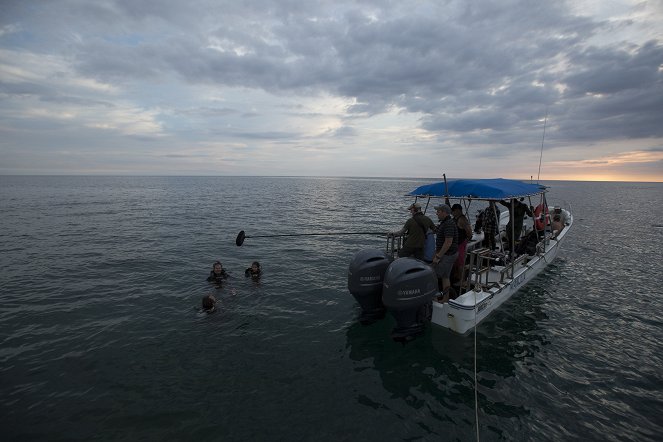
235 230 386 246
537 108 549 184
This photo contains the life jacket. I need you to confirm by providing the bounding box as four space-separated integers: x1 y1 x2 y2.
534 204 550 231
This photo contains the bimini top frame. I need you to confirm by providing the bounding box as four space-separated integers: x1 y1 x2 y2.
407 178 547 201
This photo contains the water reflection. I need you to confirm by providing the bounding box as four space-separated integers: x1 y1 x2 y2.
345 282 552 438
473 286 551 379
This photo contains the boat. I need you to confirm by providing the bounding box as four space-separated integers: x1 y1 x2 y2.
347 177 573 341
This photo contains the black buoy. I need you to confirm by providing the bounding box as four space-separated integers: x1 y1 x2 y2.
235 230 246 246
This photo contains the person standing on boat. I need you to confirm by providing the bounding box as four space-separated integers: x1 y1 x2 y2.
451 203 472 283
551 214 564 238
389 202 435 260
482 201 500 250
432 204 458 303
499 198 533 253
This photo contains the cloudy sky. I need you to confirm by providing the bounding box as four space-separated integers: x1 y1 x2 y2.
1 0 662 181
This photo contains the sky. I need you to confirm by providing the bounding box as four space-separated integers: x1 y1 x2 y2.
1 0 662 181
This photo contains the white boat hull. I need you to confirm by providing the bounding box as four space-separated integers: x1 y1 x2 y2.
431 211 572 334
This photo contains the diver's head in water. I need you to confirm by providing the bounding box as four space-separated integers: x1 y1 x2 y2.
202 294 216 313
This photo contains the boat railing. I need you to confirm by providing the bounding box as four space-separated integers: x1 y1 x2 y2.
467 248 492 290
385 199 569 295
463 244 537 295
385 234 402 259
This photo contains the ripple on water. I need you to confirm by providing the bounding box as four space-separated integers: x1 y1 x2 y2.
1 177 662 441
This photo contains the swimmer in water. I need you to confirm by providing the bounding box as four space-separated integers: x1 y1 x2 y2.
207 261 229 285
244 261 261 279
201 294 216 313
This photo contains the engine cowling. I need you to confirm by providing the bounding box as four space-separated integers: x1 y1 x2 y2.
348 248 391 324
382 258 437 341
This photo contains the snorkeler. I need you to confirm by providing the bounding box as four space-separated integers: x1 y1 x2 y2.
207 261 230 285
244 261 261 279
201 294 216 313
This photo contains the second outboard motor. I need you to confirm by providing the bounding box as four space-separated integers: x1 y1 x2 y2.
382 258 437 342
348 248 391 324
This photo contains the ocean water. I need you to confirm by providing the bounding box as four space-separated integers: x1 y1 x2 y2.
1 176 662 441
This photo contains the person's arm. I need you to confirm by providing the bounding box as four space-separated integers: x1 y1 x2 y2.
426 217 437 233
461 217 472 239
390 220 408 236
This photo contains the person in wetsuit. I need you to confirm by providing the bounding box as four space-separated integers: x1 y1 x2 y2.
201 294 216 313
207 261 230 285
245 261 261 279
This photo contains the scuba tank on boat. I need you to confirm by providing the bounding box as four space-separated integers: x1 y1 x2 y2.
382 258 438 342
348 248 391 324
423 228 436 263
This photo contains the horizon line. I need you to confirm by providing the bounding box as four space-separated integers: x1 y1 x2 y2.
0 174 661 184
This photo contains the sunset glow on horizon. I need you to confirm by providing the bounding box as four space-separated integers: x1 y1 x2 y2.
1 1 661 180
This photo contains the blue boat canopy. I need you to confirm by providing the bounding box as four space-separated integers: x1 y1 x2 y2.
408 178 546 200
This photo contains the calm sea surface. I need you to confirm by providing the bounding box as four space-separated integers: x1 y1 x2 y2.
1 176 662 441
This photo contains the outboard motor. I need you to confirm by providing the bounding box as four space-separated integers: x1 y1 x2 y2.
348 248 391 324
382 258 437 342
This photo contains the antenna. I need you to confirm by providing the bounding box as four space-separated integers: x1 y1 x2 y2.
537 108 549 184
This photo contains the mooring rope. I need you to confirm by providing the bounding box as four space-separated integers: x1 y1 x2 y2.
473 288 480 441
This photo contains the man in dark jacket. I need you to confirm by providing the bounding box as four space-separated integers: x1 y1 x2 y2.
390 203 435 260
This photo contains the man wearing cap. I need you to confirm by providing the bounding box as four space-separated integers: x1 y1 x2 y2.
389 202 435 260
432 204 458 303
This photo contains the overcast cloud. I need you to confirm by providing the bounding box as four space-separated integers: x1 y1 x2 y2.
1 0 662 180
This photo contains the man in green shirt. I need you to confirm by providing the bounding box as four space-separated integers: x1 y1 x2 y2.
390 203 435 260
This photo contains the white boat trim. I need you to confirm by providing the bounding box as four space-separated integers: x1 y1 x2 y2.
431 209 573 334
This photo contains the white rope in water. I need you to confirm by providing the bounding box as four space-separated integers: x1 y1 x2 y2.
473 289 480 441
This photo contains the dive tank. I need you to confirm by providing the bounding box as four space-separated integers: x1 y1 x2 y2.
348 248 391 324
382 258 437 342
